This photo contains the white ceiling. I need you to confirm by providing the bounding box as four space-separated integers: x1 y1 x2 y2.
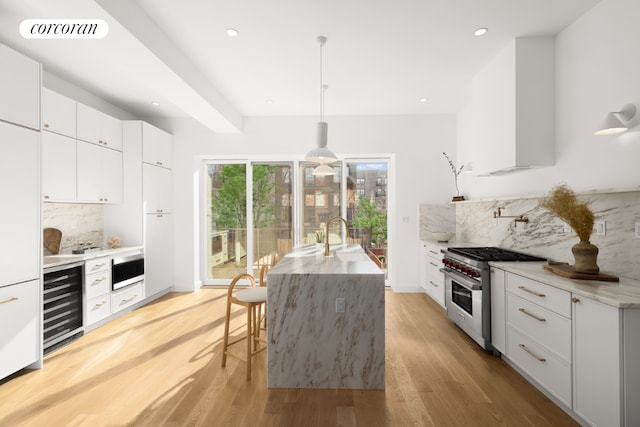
0 0 600 133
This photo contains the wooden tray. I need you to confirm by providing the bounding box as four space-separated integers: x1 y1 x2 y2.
543 262 619 282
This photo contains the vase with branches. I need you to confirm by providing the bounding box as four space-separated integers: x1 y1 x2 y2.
442 152 464 201
540 184 599 274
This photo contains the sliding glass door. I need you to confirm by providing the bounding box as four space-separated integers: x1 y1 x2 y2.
203 157 390 284
204 161 293 282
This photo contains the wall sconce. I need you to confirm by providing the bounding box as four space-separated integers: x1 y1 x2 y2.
594 104 637 135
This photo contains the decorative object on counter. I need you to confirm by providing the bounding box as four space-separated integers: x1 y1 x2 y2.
107 236 122 249
540 184 599 274
43 227 62 255
431 231 455 242
543 262 618 282
492 206 529 227
442 152 464 201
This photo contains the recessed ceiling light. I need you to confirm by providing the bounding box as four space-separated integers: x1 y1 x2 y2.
419 98 428 103
151 101 160 107
474 27 488 36
266 99 274 104
226 28 239 37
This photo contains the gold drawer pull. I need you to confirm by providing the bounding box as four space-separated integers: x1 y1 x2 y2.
93 263 106 269
0 297 19 305
518 285 545 298
429 250 439 255
122 295 138 304
519 308 546 322
156 161 163 166
429 281 439 287
94 301 107 308
429 262 439 267
572 297 580 303
91 277 106 285
519 344 546 362
44 123 50 128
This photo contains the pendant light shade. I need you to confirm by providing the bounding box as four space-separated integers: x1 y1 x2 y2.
305 122 337 163
312 163 335 176
304 36 338 167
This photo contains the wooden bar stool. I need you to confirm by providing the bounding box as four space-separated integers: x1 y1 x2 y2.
221 273 267 381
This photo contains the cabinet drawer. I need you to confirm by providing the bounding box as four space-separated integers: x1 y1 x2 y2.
0 280 39 380
426 261 444 285
424 244 443 261
85 257 110 274
111 283 144 314
506 273 570 317
86 295 111 325
507 293 571 361
507 326 571 407
85 270 111 300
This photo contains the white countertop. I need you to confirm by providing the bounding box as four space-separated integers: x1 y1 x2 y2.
43 246 144 270
490 261 640 309
269 243 383 276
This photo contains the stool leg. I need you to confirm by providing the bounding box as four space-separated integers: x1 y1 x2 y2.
221 298 231 368
246 304 252 381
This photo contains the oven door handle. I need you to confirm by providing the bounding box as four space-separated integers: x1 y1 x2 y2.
440 267 482 290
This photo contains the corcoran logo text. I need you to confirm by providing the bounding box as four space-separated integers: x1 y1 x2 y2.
20 19 109 39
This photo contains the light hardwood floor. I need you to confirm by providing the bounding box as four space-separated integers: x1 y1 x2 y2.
0 288 578 426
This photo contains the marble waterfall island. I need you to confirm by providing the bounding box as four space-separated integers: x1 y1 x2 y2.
267 244 385 389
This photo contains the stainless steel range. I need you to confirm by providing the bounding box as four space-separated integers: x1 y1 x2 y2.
441 247 546 351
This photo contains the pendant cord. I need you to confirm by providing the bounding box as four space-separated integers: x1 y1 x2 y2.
319 41 324 122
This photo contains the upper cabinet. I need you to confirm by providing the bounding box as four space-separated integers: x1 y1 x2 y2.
42 132 77 202
142 122 172 169
471 37 555 175
0 44 40 130
42 88 76 138
77 141 123 204
77 103 123 151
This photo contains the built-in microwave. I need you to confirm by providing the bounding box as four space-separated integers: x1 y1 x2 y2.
112 252 144 290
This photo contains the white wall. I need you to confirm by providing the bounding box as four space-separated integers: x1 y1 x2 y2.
459 0 640 199
167 114 457 292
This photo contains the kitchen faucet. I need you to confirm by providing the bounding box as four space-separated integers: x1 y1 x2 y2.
325 216 350 256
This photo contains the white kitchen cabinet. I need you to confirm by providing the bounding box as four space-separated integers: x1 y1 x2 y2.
505 271 572 407
77 141 123 203
77 103 123 151
42 131 76 201
0 44 40 130
572 296 640 427
143 162 172 214
0 121 40 287
419 243 429 291
0 279 39 380
142 122 172 169
111 282 144 314
84 256 112 326
471 37 554 175
490 267 506 354
41 88 76 138
144 213 174 297
422 242 445 308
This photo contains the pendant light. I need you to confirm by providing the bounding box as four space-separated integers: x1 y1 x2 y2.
305 36 338 167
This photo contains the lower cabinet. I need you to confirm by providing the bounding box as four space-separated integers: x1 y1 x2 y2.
111 282 144 314
492 267 640 426
84 256 112 327
0 280 39 380
421 242 445 308
572 295 640 427
490 268 506 354
145 213 174 297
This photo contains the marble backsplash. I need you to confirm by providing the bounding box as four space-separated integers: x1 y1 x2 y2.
454 190 640 280
419 204 456 240
42 203 103 254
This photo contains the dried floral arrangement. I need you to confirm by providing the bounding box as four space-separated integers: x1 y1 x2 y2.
442 152 464 197
540 184 595 242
